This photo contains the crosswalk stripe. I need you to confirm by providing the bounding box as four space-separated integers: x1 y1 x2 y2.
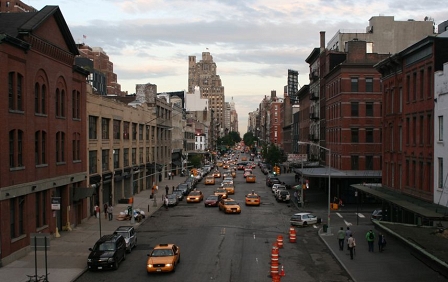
336 212 343 218
357 213 365 218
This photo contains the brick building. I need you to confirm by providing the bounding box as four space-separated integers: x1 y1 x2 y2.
0 6 89 263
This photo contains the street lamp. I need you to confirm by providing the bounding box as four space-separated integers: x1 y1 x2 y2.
298 141 332 235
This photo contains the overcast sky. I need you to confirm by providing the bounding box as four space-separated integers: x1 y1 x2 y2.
28 0 448 134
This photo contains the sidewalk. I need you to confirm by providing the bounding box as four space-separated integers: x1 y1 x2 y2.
0 177 183 282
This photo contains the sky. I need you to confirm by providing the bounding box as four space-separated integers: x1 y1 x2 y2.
27 0 448 135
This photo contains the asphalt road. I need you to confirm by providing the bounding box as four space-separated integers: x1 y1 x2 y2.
76 160 352 282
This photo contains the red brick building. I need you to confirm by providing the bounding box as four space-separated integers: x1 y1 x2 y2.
375 36 448 203
269 91 283 146
325 40 389 171
0 6 88 263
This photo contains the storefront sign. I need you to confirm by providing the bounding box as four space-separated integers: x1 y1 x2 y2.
51 197 61 210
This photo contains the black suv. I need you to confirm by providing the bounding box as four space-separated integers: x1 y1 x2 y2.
87 234 126 270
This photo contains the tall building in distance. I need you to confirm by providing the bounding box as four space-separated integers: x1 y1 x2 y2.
229 97 239 133
188 52 225 136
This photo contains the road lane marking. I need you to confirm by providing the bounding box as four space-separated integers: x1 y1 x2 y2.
253 233 256 239
344 220 352 226
357 213 365 218
336 213 343 218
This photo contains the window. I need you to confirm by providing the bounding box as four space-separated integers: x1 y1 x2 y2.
146 126 150 140
35 190 47 228
406 118 410 144
35 131 47 165
412 72 417 101
72 90 80 119
123 122 130 140
8 72 23 111
365 78 373 92
406 75 410 102
132 123 137 140
102 149 109 172
124 148 129 167
56 131 65 163
55 88 65 117
146 148 150 162
72 132 81 161
366 128 374 143
439 116 443 141
351 78 358 92
351 102 359 117
139 148 143 163
101 118 110 140
420 115 424 145
139 124 143 140
113 120 121 140
438 158 444 188
9 129 24 168
113 149 120 169
366 156 373 170
399 87 403 113
351 155 359 170
419 70 424 100
35 83 47 114
132 148 136 165
89 116 98 139
10 196 25 238
351 128 359 143
366 102 373 117
89 151 97 174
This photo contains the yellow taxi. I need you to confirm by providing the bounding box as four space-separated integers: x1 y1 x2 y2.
241 156 247 161
186 190 204 203
214 188 228 199
245 192 261 206
223 164 229 169
218 198 241 214
146 244 180 273
243 169 253 178
230 170 236 178
246 174 256 183
216 161 223 167
222 183 235 195
212 170 221 178
205 176 215 185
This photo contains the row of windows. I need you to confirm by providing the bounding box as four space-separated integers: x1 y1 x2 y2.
327 77 374 98
9 129 81 168
327 128 379 143
9 72 81 119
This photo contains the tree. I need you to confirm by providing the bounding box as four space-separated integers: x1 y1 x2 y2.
243 132 257 147
261 144 287 166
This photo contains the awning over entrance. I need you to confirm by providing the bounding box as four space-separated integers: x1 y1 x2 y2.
295 167 382 179
352 184 447 220
72 186 96 202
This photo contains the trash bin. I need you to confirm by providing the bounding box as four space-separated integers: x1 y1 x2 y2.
323 224 328 233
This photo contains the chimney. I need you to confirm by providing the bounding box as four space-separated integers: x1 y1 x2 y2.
320 31 326 52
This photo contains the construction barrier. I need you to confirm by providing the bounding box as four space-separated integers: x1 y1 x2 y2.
270 264 279 277
289 227 296 243
271 244 279 264
272 274 281 282
277 235 284 248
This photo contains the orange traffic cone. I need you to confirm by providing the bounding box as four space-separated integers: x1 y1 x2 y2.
280 265 285 277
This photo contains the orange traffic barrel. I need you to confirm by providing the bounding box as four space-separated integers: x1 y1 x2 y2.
289 231 296 243
270 264 279 277
271 244 279 263
277 235 284 248
272 274 281 282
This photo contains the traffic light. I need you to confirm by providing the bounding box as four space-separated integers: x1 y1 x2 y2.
273 166 280 175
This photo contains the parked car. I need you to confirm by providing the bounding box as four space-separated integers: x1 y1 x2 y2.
266 177 280 187
172 190 184 201
176 183 190 195
87 234 126 270
146 244 180 273
166 194 179 206
276 190 290 202
290 212 320 227
114 226 137 253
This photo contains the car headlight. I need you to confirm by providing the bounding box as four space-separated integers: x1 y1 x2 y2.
147 264 153 268
165 263 172 267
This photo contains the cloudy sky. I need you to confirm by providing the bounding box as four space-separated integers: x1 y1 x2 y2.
28 0 448 134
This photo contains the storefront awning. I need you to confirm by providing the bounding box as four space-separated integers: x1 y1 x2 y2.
72 186 96 202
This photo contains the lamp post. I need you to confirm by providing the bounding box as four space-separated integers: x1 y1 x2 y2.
298 141 332 234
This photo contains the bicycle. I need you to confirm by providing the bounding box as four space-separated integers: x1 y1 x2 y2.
26 273 49 282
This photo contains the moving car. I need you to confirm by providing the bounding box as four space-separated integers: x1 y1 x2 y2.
371 209 382 221
212 170 221 178
243 169 253 178
204 195 222 207
114 226 137 253
245 192 261 206
87 234 126 270
186 190 203 203
218 198 241 214
290 212 320 227
222 183 235 195
214 188 228 199
246 174 256 183
205 176 215 185
146 244 180 273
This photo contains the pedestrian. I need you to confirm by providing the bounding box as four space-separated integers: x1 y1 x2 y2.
107 205 113 221
168 172 172 180
345 227 352 251
165 185 169 195
366 229 375 252
94 205 100 218
172 185 175 193
103 202 108 219
164 196 169 210
337 227 345 251
348 234 355 260
378 233 386 252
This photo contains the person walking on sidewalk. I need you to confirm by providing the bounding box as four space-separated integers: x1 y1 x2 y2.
337 227 345 250
107 205 113 221
165 185 169 195
164 196 169 210
366 230 375 252
347 234 355 260
94 205 100 218
103 202 108 219
378 233 386 252
168 172 172 180
345 227 352 251
172 185 175 193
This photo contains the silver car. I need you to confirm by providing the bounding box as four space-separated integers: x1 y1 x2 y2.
290 212 320 227
114 226 137 252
